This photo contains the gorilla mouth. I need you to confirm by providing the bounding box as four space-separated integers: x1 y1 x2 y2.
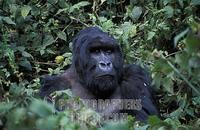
95 74 114 79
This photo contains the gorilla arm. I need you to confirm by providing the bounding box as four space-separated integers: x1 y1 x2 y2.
121 64 159 121
39 67 75 98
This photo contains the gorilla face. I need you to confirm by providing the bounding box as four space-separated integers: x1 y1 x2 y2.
72 27 123 98
86 42 120 97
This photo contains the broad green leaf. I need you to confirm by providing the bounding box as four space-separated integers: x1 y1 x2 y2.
19 59 32 71
12 108 26 124
129 25 137 38
163 5 174 18
191 0 200 5
57 31 66 41
56 8 68 15
41 34 55 49
99 122 129 130
40 49 45 55
175 53 189 69
36 116 58 130
120 22 136 42
185 34 200 52
164 118 181 128
22 51 33 59
163 78 174 94
178 0 184 8
131 6 142 21
185 108 194 117
102 20 114 31
29 99 55 118
163 0 171 5
3 17 15 25
147 31 155 40
21 5 31 18
148 115 161 125
135 125 149 130
192 97 200 105
69 1 90 13
169 108 182 118
9 83 25 96
0 102 14 114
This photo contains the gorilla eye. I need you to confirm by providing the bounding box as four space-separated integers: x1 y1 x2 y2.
95 49 100 53
104 48 114 55
105 49 113 54
90 48 100 54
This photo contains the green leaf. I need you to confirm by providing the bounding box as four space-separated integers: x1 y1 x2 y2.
169 108 182 118
40 34 55 51
56 8 69 15
175 53 189 69
69 1 90 13
36 116 58 130
191 0 200 5
163 0 171 5
134 125 149 130
19 59 32 71
131 6 142 21
185 34 200 52
99 122 129 130
185 108 194 117
29 99 55 118
57 31 66 41
129 25 137 38
192 97 200 105
0 102 14 114
163 5 174 18
3 17 16 25
163 78 174 94
147 31 155 40
40 49 45 55
12 108 27 124
102 20 114 31
164 118 181 128
22 51 33 59
148 115 161 125
9 83 25 96
21 5 31 18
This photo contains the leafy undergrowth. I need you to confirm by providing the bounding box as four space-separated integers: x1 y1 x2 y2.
0 0 200 130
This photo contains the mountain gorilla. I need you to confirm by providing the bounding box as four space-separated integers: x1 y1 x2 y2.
39 27 159 122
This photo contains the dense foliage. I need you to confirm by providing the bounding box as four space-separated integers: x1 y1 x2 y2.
0 0 200 130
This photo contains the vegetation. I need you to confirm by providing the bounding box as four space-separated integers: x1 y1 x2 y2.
0 0 200 130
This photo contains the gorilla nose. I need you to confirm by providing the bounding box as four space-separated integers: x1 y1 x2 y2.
99 61 113 71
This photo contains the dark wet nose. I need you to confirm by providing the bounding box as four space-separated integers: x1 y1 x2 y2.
99 61 113 71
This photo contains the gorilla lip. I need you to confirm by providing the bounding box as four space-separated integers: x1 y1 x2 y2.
96 74 113 79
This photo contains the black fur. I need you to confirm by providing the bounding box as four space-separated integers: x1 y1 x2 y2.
39 27 159 122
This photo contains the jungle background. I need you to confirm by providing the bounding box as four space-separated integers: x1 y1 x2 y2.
0 0 200 130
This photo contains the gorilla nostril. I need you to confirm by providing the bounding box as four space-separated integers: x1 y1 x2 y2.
99 62 106 67
107 62 111 66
